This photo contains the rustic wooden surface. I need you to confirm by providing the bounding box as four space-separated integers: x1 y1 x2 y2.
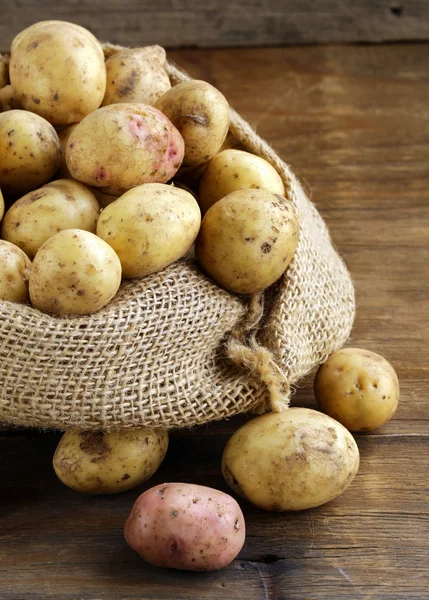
1 43 429 599
1 1 429 49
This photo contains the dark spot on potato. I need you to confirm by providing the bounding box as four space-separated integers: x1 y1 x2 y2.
233 173 239 179
7 130 15 137
245 237 254 243
171 510 179 517
94 166 107 182
192 497 200 504
121 473 130 480
77 289 85 296
327 427 338 440
234 519 240 531
53 92 59 101
169 537 178 554
32 97 40 105
70 142 75 149
261 242 271 254
158 486 167 496
79 432 110 457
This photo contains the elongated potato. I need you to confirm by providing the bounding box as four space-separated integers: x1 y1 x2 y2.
66 104 184 195
222 408 360 511
198 149 285 213
0 110 61 197
125 483 245 571
10 20 106 125
29 229 121 316
2 179 100 259
97 183 201 278
53 428 169 494
155 80 230 168
0 240 31 303
102 46 171 106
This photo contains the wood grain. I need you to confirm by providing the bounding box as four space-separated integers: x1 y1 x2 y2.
1 43 429 599
0 0 429 49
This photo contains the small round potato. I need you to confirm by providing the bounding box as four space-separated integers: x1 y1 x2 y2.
0 240 31 303
29 229 121 316
0 110 61 197
10 20 106 126
222 408 360 511
56 123 78 178
0 85 17 112
2 179 100 259
195 189 299 294
198 149 285 213
314 348 400 432
0 55 9 89
53 428 168 495
125 483 245 571
155 80 230 168
66 104 184 196
102 46 171 107
97 183 201 278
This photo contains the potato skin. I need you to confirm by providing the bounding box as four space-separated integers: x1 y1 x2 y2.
0 187 4 221
124 483 245 571
0 240 31 303
57 123 78 178
0 85 17 112
2 179 100 259
29 229 121 316
198 149 285 213
53 428 168 495
102 46 171 107
195 189 299 294
155 80 229 168
66 104 184 195
314 348 400 432
97 183 201 278
10 20 106 126
0 110 61 197
222 408 360 511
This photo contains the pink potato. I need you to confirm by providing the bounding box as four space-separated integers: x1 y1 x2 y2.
124 483 245 571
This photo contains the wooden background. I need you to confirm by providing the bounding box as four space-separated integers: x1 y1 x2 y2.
0 0 428 49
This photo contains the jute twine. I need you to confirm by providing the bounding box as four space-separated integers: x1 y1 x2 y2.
0 45 355 430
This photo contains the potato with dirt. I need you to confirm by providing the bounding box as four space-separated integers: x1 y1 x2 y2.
97 183 201 278
198 149 285 213
102 46 171 107
0 240 31 303
222 408 360 511
66 104 184 195
29 229 121 316
2 179 100 259
10 20 106 126
195 188 299 294
155 80 230 168
314 348 400 432
124 483 245 571
0 110 61 197
53 428 169 494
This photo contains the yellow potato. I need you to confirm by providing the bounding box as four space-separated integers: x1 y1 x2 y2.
314 348 400 432
0 56 9 89
53 428 168 495
222 408 360 511
155 80 230 168
102 46 171 107
0 110 61 197
97 183 201 278
10 20 106 126
66 103 184 196
56 123 78 178
198 150 285 213
195 189 299 294
0 85 17 112
0 240 31 303
29 229 121 316
2 179 100 259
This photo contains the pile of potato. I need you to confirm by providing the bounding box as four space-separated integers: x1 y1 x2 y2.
1 21 400 573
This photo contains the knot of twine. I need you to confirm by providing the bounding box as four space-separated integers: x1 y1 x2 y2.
226 294 290 413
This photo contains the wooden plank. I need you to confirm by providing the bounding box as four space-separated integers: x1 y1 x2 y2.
1 0 429 50
1 43 429 598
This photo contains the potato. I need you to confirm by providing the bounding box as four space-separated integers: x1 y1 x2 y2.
314 348 400 432
2 179 100 259
56 123 78 178
66 104 184 196
53 428 168 495
0 110 61 197
124 483 245 571
90 187 119 208
0 85 17 112
10 20 106 126
198 150 285 213
0 186 4 222
0 240 31 303
0 55 9 89
29 229 121 316
222 408 359 511
102 46 171 107
155 80 230 168
97 183 201 278
195 188 299 294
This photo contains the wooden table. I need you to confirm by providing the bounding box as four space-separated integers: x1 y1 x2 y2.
1 44 428 600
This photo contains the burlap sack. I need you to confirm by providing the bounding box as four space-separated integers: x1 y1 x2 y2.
0 46 355 430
